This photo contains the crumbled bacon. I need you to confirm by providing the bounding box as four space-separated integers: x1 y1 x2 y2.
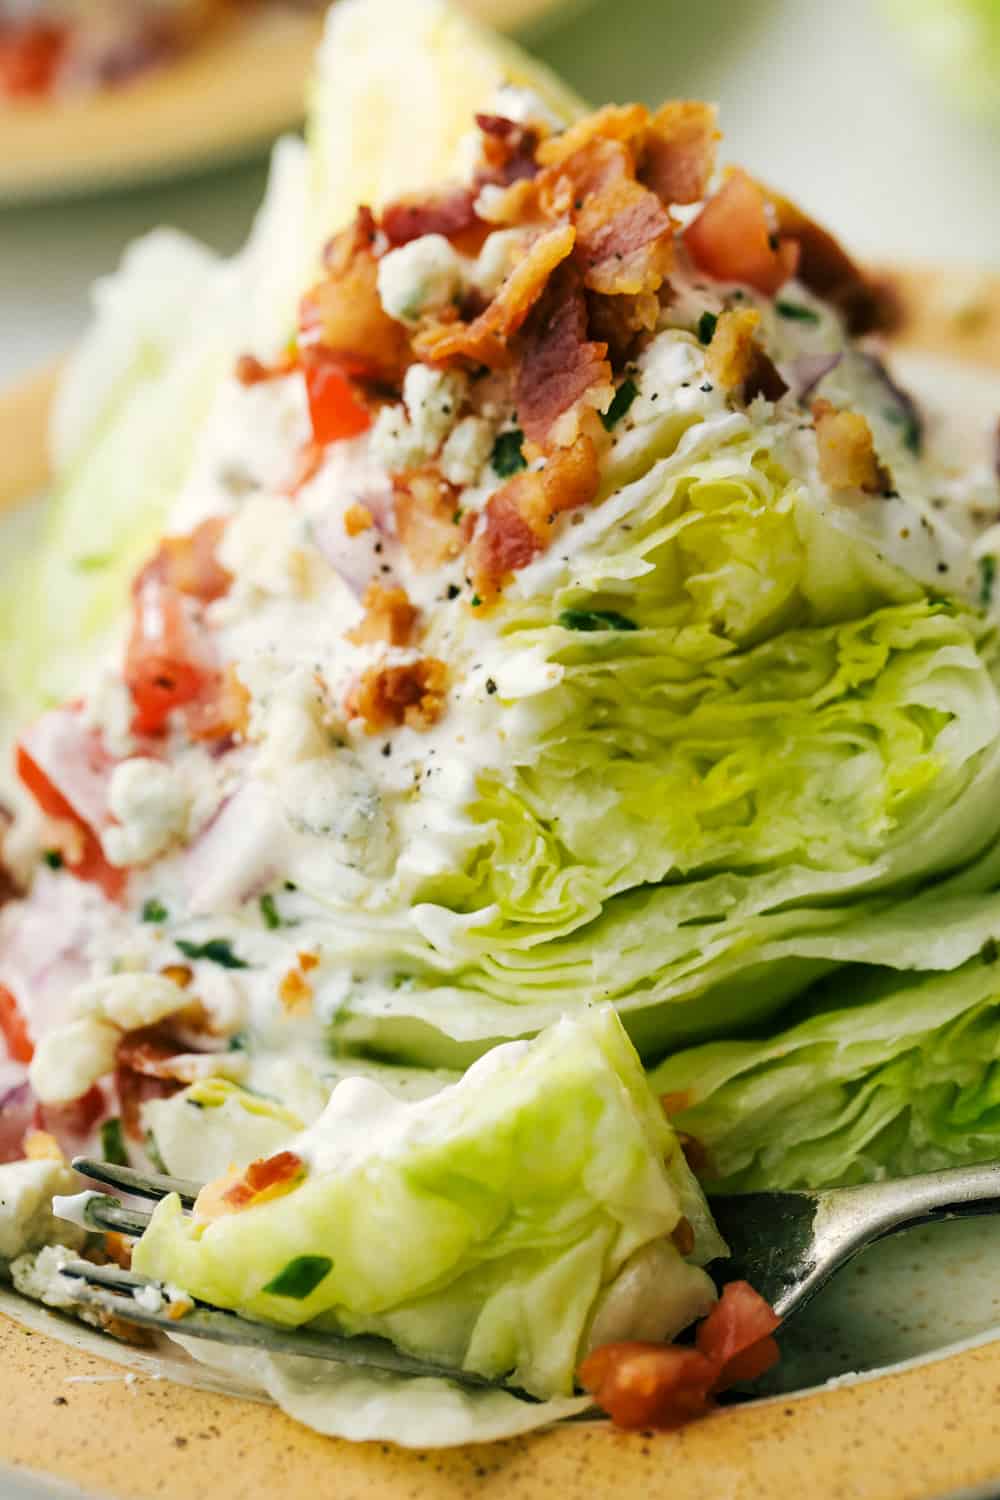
136 517 232 606
641 100 720 206
347 583 420 647
381 186 480 247
566 140 675 297
470 435 600 599
234 350 298 387
299 207 411 387
581 1282 781 1430
413 222 576 368
705 308 788 403
536 104 649 169
344 503 374 537
670 1216 695 1256
279 966 313 1014
812 398 889 494
517 267 611 445
195 1150 306 1219
184 663 251 745
393 470 465 570
685 168 799 296
349 659 449 733
756 178 897 336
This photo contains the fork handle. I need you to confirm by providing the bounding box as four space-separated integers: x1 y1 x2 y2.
829 1158 1000 1246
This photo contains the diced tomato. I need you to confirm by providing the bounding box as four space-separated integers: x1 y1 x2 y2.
696 1279 782 1388
125 577 214 737
0 984 33 1064
0 22 66 97
684 168 799 296
184 664 251 744
16 708 125 901
302 352 372 445
221 1150 305 1211
578 1342 718 1430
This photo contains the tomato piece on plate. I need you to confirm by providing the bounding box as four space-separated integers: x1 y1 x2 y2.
696 1279 782 1388
302 352 372 445
578 1341 718 1429
0 984 33 1064
685 168 799 295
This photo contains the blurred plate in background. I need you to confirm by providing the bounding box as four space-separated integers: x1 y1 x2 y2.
0 0 579 205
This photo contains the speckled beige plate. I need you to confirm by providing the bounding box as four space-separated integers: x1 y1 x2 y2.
3 262 1000 1500
0 0 576 204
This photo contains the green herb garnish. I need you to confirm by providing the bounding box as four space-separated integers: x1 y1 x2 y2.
263 1255 333 1300
775 301 820 324
228 1031 250 1053
559 608 638 633
142 898 168 924
42 850 63 870
982 936 999 965
176 938 250 970
490 429 527 477
100 1118 129 1167
470 594 483 608
601 378 639 431
697 310 718 344
259 893 282 931
73 554 112 573
980 555 996 610
145 1131 168 1174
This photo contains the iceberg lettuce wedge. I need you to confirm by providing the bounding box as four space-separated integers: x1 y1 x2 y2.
135 1009 723 1400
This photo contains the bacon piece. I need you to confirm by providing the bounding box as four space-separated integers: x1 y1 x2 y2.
344 503 374 537
194 1150 307 1219
755 178 897 336
116 1028 191 1082
536 103 649 169
579 1342 718 1430
299 207 411 387
685 169 799 296
570 142 675 297
516 267 611 445
413 222 576 368
279 967 313 1014
184 663 251 745
470 435 600 598
347 583 420 647
137 517 232 605
234 351 298 387
381 187 480 247
704 308 788 403
641 100 719 206
393 470 464 571
696 1280 782 1387
812 398 889 494
349 659 449 733
0 21 66 96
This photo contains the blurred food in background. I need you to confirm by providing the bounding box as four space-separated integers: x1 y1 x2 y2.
0 0 324 100
885 0 1000 118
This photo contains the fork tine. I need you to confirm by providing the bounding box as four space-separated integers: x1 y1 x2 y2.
78 1193 153 1237
57 1260 531 1395
72 1157 200 1209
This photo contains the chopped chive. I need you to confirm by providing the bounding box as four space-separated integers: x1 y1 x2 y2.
176 938 250 969
775 301 820 324
559 608 638 633
981 936 999 965
601 378 639 431
263 1255 333 1300
228 1031 250 1053
145 1131 167 1174
697 311 718 344
490 429 527 477
73 554 112 573
259 893 282 931
100 1118 129 1167
42 849 63 870
142 898 168 924
980 555 996 610
470 594 483 608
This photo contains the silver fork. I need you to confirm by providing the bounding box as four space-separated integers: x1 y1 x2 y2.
57 1155 1000 1395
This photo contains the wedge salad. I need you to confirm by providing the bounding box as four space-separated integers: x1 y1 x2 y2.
3 0 1000 1449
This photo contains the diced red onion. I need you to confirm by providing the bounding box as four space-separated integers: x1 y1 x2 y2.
0 1081 34 1164
789 352 842 402
184 782 288 915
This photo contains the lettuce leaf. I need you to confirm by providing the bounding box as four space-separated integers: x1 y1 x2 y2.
649 945 1000 1191
135 1009 723 1400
